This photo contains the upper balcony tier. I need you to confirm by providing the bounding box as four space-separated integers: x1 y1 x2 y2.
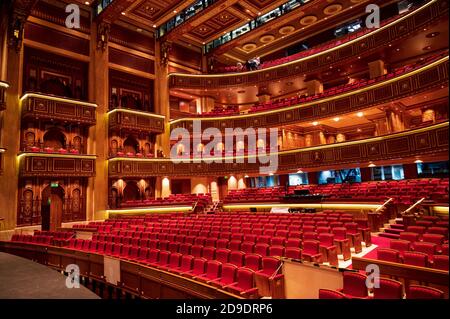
169 0 448 90
108 108 166 134
170 55 449 132
108 122 449 178
20 93 97 126
0 81 8 111
18 153 96 177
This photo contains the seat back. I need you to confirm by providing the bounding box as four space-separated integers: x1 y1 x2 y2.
408 285 444 299
373 278 403 299
342 272 368 298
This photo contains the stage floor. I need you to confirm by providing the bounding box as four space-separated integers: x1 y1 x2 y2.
0 252 99 299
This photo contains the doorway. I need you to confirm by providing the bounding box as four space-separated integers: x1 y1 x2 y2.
41 185 64 231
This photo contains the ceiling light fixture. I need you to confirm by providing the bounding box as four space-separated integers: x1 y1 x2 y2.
312 121 319 126
333 117 340 122
356 112 364 117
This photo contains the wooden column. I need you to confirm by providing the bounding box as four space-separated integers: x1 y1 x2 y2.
305 79 323 96
0 9 23 229
154 40 171 157
360 167 372 182
403 163 419 180
368 60 387 79
86 21 109 221
308 172 318 185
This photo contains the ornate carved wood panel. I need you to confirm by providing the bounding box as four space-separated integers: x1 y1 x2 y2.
170 58 449 133
108 109 165 134
17 176 88 226
168 0 448 89
19 154 96 177
21 93 97 126
109 122 449 177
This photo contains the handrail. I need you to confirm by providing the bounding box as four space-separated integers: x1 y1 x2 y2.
402 197 426 215
374 198 394 213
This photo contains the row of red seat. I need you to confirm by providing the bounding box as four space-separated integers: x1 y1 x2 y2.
319 272 445 299
210 50 447 119
68 237 280 297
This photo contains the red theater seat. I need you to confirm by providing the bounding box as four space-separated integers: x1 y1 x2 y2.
244 253 262 271
209 263 238 289
403 251 429 267
285 247 302 260
339 272 369 299
319 289 346 299
373 278 404 299
182 257 207 278
302 240 322 263
377 248 401 263
433 255 449 271
195 260 222 283
225 268 259 298
407 285 445 299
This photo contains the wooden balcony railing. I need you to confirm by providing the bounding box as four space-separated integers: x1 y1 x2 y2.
21 93 97 126
170 56 449 133
18 153 96 177
109 122 449 178
168 0 448 89
0 242 241 299
108 108 165 134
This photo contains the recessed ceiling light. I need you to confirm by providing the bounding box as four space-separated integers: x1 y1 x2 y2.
312 121 319 126
121 12 126 15
152 24 157 28
173 10 177 13
297 169 304 174
333 117 340 122
368 163 376 167
356 112 364 117
84 1 90 5
414 159 423 163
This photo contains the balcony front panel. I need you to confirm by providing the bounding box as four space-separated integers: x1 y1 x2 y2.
0 81 8 111
19 153 96 177
169 0 448 89
21 93 97 125
170 57 449 132
108 109 165 134
109 122 449 178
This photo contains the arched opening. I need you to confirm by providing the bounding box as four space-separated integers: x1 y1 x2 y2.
43 129 66 151
41 185 64 231
123 136 139 155
40 78 72 98
123 181 140 202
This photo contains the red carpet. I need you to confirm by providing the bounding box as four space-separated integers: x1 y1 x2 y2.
346 235 392 269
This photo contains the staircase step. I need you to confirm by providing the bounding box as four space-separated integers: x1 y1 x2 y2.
379 233 400 239
390 224 405 230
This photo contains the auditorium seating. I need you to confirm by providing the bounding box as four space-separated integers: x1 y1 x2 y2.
287 178 449 204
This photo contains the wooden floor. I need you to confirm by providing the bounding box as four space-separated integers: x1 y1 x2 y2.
0 252 99 299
